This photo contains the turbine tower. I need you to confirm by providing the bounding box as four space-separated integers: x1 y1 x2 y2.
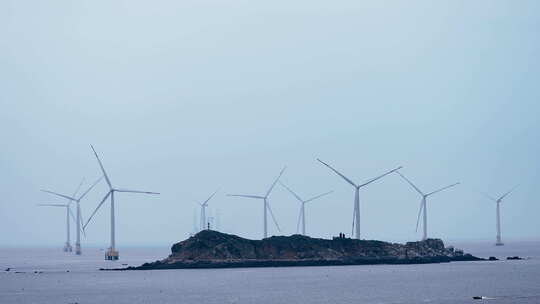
41 176 102 255
84 145 160 260
227 167 286 239
396 171 459 241
196 189 219 231
483 186 518 246
37 203 77 252
317 159 402 240
191 208 198 236
279 181 332 236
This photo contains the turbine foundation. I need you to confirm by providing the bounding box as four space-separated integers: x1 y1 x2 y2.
64 243 73 252
495 242 504 246
75 243 82 255
105 248 119 260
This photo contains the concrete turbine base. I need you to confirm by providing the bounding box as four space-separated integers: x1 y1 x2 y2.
105 248 119 260
64 243 73 252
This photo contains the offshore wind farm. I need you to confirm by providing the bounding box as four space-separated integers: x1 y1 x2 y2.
2 1 540 303
31 148 526 260
16 154 536 304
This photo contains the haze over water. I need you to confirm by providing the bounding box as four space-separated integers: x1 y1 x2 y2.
1 0 539 246
2 0 540 303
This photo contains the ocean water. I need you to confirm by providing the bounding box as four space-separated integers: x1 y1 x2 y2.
1 241 539 304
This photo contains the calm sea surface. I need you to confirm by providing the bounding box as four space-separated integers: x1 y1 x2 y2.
1 241 539 304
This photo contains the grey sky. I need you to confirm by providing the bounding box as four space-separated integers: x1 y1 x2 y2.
1 1 539 247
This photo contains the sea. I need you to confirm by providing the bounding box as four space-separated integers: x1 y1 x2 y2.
1 241 539 304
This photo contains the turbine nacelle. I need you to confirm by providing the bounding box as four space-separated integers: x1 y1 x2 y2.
40 176 104 204
482 185 518 204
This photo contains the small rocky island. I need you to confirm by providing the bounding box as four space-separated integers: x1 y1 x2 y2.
122 230 482 270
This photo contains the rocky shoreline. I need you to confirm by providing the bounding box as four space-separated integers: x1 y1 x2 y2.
113 230 483 270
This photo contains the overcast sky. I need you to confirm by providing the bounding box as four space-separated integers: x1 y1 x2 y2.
1 1 539 248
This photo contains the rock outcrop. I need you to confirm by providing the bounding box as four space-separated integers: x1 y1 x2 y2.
124 230 481 270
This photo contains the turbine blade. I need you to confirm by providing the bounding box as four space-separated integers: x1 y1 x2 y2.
396 171 424 196
304 190 333 203
84 191 111 230
114 189 160 195
481 192 498 202
266 201 281 232
202 189 219 207
227 194 265 199
426 182 460 196
78 176 103 201
317 159 357 187
499 185 519 202
415 199 424 233
37 203 68 207
358 166 403 188
72 178 85 198
91 145 112 189
79 207 86 237
279 181 304 203
265 166 287 198
40 190 76 201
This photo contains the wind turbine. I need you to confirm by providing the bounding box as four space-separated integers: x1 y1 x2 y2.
227 167 286 239
39 178 85 252
37 203 77 252
196 189 219 231
317 159 402 240
483 186 518 246
396 171 459 241
41 176 102 255
279 181 332 236
84 145 160 260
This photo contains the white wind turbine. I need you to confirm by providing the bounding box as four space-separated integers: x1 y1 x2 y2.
279 181 332 236
317 159 402 240
396 171 459 241
37 203 77 252
196 189 219 231
39 178 85 252
41 176 102 255
483 186 518 246
227 167 286 239
84 145 160 260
